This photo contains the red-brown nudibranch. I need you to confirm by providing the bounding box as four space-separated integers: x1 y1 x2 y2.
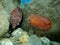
10 7 22 29
28 14 51 31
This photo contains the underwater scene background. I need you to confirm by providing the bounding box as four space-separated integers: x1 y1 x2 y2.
0 0 60 45
22 0 31 8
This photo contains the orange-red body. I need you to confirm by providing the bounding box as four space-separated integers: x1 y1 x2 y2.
29 14 51 30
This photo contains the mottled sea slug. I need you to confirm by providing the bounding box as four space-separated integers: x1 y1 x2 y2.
10 7 22 29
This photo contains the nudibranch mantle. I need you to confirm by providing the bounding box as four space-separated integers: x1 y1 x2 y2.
28 14 51 31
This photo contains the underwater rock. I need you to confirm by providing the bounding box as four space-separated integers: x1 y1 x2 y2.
0 39 13 45
0 3 9 36
1 0 16 13
12 28 30 43
0 15 9 36
0 28 59 45
50 41 60 45
30 35 51 45
40 37 50 45
22 0 60 41
11 28 32 45
10 7 22 29
12 28 24 37
28 14 51 30
30 35 42 45
30 35 60 45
